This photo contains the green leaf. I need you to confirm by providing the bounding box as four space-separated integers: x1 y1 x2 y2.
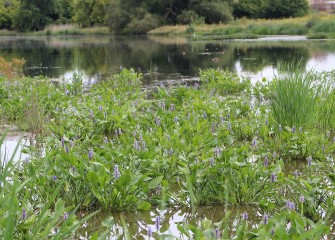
102 216 114 227
147 176 163 189
137 201 151 210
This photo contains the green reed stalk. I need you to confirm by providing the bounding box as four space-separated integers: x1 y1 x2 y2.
270 65 321 128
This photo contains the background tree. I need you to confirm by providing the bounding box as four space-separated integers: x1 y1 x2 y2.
13 0 55 31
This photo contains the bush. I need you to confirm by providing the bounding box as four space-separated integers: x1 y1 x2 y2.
176 10 200 25
125 13 161 35
194 1 233 24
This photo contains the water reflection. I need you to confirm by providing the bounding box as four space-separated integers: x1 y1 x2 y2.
1 36 335 84
80 206 264 239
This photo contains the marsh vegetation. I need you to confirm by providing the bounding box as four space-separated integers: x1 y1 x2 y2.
1 62 335 238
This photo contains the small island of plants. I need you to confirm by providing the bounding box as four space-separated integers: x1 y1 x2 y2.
0 63 335 238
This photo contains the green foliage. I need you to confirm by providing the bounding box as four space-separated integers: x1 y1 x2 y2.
176 10 201 25
234 0 309 19
270 66 321 128
194 1 233 24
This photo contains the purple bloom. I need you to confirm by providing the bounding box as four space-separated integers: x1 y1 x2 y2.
53 175 57 181
88 149 93 160
307 156 312 166
215 228 220 239
89 109 94 118
22 208 26 221
264 156 269 167
155 216 161 231
65 146 69 153
252 138 257 148
278 124 282 132
61 137 65 148
272 151 277 159
169 148 173 156
148 227 152 238
133 140 141 151
265 119 269 125
114 164 121 179
170 104 175 111
228 122 232 131
155 117 161 126
292 126 296 133
63 212 68 220
271 173 276 182
300 195 305 203
98 105 102 112
211 123 216 133
263 214 269 224
242 212 248 220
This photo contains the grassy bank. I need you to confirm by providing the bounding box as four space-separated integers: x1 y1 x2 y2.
148 13 335 40
0 25 110 37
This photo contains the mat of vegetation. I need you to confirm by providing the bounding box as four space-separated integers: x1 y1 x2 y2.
0 67 335 238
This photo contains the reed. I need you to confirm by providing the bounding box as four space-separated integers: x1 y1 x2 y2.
270 64 321 128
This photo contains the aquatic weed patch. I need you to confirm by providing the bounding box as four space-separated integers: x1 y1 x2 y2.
1 68 335 238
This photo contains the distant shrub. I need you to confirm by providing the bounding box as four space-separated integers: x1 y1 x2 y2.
177 10 200 25
125 13 161 34
194 1 233 24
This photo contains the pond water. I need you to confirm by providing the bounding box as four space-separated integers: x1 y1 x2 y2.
1 35 335 86
1 35 334 238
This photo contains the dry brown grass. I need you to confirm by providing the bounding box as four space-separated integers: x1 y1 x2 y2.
0 57 25 79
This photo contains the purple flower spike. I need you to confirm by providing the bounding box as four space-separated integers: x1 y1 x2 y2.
228 122 232 131
65 146 69 153
299 195 305 203
215 228 220 239
53 175 57 181
272 151 277 159
98 105 102 112
114 164 121 179
263 214 269 224
61 137 65 148
278 124 282 132
63 212 68 220
155 216 161 231
271 173 276 182
148 227 152 238
242 212 248 220
292 126 296 133
155 117 161 126
252 138 257 148
307 156 312 166
22 208 26 221
169 148 174 156
264 156 269 167
88 149 93 160
265 119 269 125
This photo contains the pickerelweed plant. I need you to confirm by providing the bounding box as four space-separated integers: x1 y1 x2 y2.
1 67 335 238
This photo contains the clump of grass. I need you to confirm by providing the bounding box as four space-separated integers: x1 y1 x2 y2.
270 64 321 128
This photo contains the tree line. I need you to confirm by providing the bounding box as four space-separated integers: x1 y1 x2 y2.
0 0 310 34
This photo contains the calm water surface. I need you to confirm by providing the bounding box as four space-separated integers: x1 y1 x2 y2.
1 35 335 85
1 35 334 238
